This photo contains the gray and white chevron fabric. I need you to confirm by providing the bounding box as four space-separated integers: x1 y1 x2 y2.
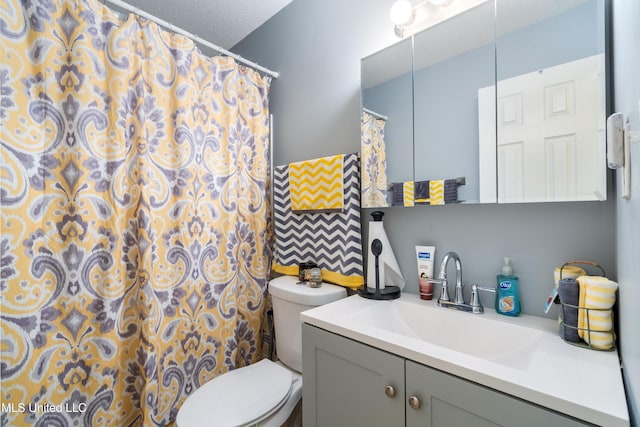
272 153 364 289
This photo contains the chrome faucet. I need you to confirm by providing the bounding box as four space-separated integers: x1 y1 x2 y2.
433 252 494 314
435 252 464 306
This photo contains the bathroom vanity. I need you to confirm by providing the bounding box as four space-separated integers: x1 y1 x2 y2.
301 295 629 427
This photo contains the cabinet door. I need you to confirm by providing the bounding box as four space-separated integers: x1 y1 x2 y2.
405 361 589 427
302 324 405 427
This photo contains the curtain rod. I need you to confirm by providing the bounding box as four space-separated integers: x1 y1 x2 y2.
103 0 280 79
363 108 388 121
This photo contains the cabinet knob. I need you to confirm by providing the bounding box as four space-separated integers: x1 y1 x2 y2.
384 385 396 398
408 395 421 410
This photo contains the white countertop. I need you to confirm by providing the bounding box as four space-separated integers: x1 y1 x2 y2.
301 293 629 427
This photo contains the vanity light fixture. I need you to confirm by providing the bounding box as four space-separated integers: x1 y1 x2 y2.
429 0 454 6
391 0 488 38
390 0 415 25
390 0 415 37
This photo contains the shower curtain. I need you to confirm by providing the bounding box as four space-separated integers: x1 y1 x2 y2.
0 0 272 425
361 111 388 207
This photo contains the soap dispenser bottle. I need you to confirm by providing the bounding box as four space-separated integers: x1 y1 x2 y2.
495 257 521 316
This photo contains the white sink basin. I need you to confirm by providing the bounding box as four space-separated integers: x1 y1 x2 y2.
301 293 629 427
359 299 542 369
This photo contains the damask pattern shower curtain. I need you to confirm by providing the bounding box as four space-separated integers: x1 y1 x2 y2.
1 0 272 425
360 111 388 207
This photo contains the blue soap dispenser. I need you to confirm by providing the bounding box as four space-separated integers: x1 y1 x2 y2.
495 257 521 316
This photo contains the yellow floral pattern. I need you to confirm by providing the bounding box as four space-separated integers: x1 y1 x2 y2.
0 0 272 425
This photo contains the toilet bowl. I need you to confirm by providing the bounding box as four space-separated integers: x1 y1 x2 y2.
176 276 347 426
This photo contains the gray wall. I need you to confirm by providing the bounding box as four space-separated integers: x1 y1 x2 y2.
234 0 616 319
612 0 640 424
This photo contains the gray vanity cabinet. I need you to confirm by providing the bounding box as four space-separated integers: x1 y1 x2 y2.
303 323 590 427
301 323 405 427
405 360 588 427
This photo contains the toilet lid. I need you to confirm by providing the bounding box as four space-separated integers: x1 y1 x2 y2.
177 359 293 427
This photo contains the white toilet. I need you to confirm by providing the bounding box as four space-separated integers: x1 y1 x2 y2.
176 275 347 427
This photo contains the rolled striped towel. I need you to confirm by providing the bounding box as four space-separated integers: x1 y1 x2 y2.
403 181 414 207
554 265 586 286
414 180 430 204
443 179 458 204
429 180 444 205
577 276 618 350
391 183 404 206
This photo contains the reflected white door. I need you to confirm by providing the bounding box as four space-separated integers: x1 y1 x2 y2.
479 54 606 203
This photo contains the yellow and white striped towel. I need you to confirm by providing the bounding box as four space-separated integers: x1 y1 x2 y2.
403 181 414 207
577 276 618 350
289 154 344 211
554 265 587 286
429 180 444 205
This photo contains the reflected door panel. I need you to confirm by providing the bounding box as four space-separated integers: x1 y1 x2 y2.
498 141 525 201
496 54 605 202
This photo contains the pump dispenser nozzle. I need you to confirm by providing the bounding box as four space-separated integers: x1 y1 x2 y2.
502 257 513 276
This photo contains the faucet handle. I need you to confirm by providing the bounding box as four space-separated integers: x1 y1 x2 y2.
454 282 465 304
430 278 450 303
470 284 496 314
472 284 496 293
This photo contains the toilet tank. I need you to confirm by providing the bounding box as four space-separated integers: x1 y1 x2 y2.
268 276 347 372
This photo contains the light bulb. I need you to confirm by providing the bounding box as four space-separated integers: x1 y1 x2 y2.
430 0 453 6
390 0 414 26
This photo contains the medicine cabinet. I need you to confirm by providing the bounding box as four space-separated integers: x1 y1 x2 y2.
360 0 607 207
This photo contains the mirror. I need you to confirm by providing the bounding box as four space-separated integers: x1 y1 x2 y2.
413 1 495 205
489 0 607 203
361 1 497 207
360 0 607 207
361 37 413 208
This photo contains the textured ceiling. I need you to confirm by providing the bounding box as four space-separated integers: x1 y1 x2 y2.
111 0 292 50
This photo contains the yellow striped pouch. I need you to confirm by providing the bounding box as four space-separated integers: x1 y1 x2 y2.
577 276 618 350
429 180 444 205
289 154 344 211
